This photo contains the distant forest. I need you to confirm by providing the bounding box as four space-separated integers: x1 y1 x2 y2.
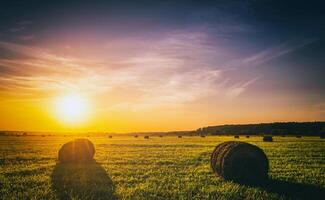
196 122 325 136
1 122 325 137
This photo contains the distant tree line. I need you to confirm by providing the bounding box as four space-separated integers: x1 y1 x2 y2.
1 122 325 137
196 122 325 136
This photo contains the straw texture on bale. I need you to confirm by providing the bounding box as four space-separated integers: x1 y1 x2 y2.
263 136 273 142
211 141 269 183
58 139 95 163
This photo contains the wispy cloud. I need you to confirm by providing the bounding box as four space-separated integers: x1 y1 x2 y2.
0 31 259 110
228 38 317 68
9 20 33 33
226 77 259 98
0 41 96 97
18 35 35 41
312 103 325 113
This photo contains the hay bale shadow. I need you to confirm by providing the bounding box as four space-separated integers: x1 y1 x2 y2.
51 161 117 200
252 179 325 200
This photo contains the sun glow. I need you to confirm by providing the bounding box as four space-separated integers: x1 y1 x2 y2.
55 94 90 123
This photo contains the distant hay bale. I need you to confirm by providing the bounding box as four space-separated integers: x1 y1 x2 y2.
234 135 239 139
246 135 250 138
200 135 206 138
178 136 182 138
58 138 95 163
144 136 149 139
281 134 286 137
211 141 269 183
263 136 273 142
108 135 113 138
159 135 163 138
296 135 302 138
134 135 138 138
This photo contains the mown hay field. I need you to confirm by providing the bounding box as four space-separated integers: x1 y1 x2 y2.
0 135 324 200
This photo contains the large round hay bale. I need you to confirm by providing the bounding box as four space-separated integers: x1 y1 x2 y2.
211 141 269 183
263 136 273 142
58 139 95 163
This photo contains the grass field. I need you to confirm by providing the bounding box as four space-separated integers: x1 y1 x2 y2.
0 135 324 200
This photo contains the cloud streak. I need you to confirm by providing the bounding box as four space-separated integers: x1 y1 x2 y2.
0 30 261 110
228 38 317 68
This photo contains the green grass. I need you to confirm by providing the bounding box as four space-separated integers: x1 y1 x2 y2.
0 136 324 200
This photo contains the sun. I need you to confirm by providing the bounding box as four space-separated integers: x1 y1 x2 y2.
55 94 89 123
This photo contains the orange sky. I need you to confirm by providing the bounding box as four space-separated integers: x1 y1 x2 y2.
0 76 322 132
0 30 324 132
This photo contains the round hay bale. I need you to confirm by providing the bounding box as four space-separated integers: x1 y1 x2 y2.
263 136 273 142
200 135 206 138
296 135 302 138
134 135 138 138
246 135 250 138
144 136 149 139
178 135 182 138
159 135 163 138
58 138 95 163
211 141 269 183
108 135 113 138
234 135 239 139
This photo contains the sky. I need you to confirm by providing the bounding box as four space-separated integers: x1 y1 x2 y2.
0 0 324 132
